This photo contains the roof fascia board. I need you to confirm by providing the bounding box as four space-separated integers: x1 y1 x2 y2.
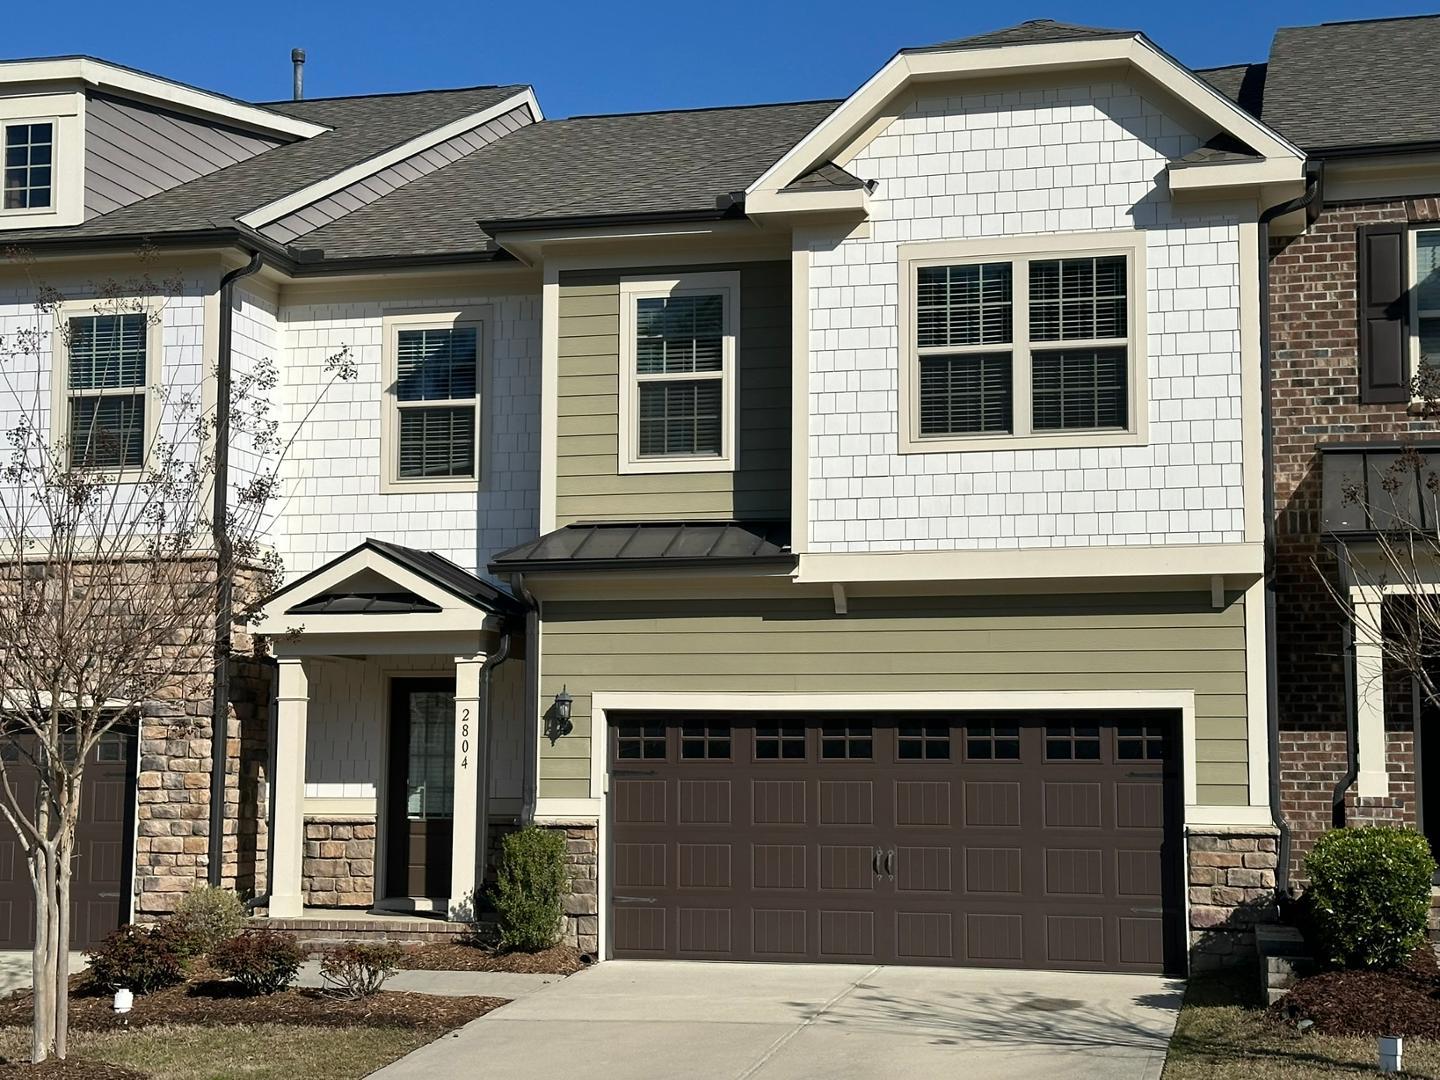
1167 156 1306 193
240 88 539 229
744 186 869 218
495 219 782 267
0 58 328 139
749 36 1302 196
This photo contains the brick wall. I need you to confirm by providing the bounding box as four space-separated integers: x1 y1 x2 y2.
1270 196 1440 877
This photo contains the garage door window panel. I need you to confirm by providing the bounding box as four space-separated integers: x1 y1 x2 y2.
681 721 731 760
1045 724 1102 761
821 722 873 760
755 724 806 760
617 722 667 760
965 723 1021 761
898 722 951 760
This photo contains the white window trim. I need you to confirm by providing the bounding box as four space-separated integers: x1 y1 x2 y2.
0 92 82 229
1409 226 1440 385
380 307 490 495
897 231 1149 455
50 299 164 478
0 115 58 219
618 271 739 475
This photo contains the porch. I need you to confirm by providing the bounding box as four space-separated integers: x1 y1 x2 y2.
250 907 473 948
254 539 529 923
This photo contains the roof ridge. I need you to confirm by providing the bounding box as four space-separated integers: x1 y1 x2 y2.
1314 12 1440 28
558 97 841 122
261 83 520 107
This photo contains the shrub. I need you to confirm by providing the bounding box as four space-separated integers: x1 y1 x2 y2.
171 886 247 956
211 931 303 995
490 825 570 953
85 923 187 994
1304 826 1437 970
320 943 404 999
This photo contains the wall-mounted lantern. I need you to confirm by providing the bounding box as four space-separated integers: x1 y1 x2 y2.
546 685 574 743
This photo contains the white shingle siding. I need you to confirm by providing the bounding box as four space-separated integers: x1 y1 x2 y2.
278 293 540 580
806 81 1246 552
231 287 283 545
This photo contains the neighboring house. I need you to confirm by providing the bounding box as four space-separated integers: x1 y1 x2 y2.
0 15 1410 975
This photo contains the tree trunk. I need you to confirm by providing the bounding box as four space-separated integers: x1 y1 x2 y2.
54 835 72 1060
28 846 49 1065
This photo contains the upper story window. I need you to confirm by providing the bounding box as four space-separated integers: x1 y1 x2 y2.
381 310 485 492
900 233 1146 454
618 272 738 474
1414 230 1440 372
3 121 53 212
56 306 158 472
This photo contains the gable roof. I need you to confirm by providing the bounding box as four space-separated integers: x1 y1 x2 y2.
2 84 529 251
285 99 840 258
918 19 1136 52
1262 14 1440 152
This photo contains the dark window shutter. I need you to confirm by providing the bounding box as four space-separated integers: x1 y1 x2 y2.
1357 223 1411 403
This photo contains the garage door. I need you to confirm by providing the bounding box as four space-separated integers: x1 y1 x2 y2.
0 728 137 949
608 712 1183 973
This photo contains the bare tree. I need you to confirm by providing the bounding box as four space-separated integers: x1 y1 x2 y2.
1317 366 1440 716
0 247 353 1062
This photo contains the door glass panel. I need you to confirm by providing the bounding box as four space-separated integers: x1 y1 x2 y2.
406 690 453 820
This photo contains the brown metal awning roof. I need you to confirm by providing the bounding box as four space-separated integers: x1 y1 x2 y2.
489 521 793 574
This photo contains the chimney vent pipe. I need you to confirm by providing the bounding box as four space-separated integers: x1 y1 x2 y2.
291 48 306 101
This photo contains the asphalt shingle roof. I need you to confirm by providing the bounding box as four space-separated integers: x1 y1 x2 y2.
3 85 527 245
294 99 840 259
1262 15 1440 151
918 19 1136 51
490 522 793 573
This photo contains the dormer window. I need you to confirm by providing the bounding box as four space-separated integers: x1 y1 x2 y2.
3 121 53 211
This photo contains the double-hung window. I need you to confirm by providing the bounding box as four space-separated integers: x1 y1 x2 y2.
902 234 1145 452
1413 230 1440 373
619 272 738 474
3 120 53 212
59 307 156 471
382 310 485 491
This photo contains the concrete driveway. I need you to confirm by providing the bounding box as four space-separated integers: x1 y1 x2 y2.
372 960 1183 1080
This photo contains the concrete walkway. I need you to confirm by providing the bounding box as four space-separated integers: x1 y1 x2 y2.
0 952 87 996
295 960 562 999
369 960 1184 1080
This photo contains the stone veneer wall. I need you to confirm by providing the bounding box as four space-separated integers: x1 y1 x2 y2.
1269 196 1440 877
133 561 273 917
1187 828 1280 970
302 816 376 907
536 821 598 956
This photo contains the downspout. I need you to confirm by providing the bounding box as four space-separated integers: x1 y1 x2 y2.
1258 175 1321 894
207 251 264 887
513 572 541 821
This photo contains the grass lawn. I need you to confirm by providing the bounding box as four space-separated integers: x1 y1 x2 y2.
0 1023 434 1080
1164 970 1440 1078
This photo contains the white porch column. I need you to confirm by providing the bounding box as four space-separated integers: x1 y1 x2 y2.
451 653 487 921
269 657 309 918
1352 586 1389 799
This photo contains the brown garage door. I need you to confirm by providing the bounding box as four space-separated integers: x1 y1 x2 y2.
0 728 137 949
608 712 1183 973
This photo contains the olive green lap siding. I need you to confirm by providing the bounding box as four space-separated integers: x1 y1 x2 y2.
555 262 790 525
537 591 1251 805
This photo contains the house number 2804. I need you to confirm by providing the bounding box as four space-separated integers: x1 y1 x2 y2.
460 708 471 769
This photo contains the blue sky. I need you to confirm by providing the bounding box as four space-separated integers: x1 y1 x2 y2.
10 1 1437 118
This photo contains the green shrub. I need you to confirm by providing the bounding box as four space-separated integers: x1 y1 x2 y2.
1304 826 1436 969
171 886 247 955
85 923 187 994
490 826 570 953
211 931 303 995
319 942 404 999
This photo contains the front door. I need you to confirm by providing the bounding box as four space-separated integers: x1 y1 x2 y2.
386 679 455 900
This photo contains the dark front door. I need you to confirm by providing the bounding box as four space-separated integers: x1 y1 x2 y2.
608 711 1184 973
0 727 136 949
386 679 455 899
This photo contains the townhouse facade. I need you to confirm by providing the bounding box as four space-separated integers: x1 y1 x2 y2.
0 14 1429 975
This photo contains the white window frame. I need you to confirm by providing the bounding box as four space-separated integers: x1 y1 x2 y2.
50 299 164 477
1409 227 1440 382
897 232 1148 454
618 271 739 475
1 116 58 218
380 307 489 494
0 91 82 229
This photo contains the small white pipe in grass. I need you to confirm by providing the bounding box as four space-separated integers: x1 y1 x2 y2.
1379 1035 1403 1073
112 988 132 1015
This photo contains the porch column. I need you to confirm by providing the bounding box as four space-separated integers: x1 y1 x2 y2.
1352 586 1389 798
269 657 309 918
451 653 487 921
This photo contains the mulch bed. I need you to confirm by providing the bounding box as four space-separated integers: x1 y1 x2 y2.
0 1062 146 1079
0 975 505 1035
394 943 586 974
1270 945 1440 1038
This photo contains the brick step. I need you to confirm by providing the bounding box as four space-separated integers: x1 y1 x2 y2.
249 913 478 950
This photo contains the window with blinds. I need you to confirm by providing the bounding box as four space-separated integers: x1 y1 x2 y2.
393 324 479 480
909 244 1134 446
1416 231 1440 368
632 291 728 459
66 313 147 469
915 261 1014 436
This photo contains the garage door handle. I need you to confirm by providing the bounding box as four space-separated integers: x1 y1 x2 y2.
1130 906 1164 914
884 850 895 878
613 896 658 904
613 769 657 777
872 848 883 876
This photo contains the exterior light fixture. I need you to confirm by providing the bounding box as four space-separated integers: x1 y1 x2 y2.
546 686 574 743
